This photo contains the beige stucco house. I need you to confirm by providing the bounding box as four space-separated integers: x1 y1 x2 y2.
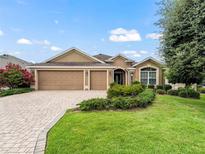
28 47 165 90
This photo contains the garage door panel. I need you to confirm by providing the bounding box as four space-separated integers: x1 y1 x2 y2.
38 70 83 90
90 71 107 90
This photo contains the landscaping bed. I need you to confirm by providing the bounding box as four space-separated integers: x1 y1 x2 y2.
46 94 205 154
0 88 33 97
79 83 155 111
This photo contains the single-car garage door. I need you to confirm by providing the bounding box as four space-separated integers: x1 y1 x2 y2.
38 70 83 90
90 71 107 90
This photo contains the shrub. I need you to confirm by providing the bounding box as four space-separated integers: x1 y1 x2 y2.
164 84 172 91
132 80 141 85
79 89 155 111
148 85 155 89
0 63 34 88
0 88 33 97
156 85 163 90
167 89 178 96
156 89 166 95
178 88 200 99
199 87 205 93
79 98 111 111
107 84 143 98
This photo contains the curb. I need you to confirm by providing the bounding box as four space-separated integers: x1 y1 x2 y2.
34 110 66 154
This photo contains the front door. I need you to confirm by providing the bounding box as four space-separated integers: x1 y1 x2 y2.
114 69 125 85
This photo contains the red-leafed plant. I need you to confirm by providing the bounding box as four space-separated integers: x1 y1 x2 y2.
0 63 34 89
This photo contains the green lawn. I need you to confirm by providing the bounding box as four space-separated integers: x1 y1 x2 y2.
46 94 205 154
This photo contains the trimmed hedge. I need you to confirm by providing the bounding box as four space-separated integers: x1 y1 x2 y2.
156 89 166 95
148 85 155 89
199 87 205 93
156 84 172 91
79 89 155 111
107 84 143 98
0 88 33 97
166 88 200 99
167 89 178 96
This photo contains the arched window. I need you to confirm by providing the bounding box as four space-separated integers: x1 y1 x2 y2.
140 67 157 85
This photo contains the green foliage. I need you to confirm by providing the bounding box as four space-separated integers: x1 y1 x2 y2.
132 80 141 85
107 84 143 98
156 85 163 90
79 89 155 111
158 0 205 85
178 88 200 99
199 87 205 93
79 98 111 111
0 88 33 97
148 85 155 89
156 89 166 95
164 84 172 91
167 89 178 96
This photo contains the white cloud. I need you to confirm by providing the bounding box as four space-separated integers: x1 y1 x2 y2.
0 30 4 36
146 33 162 40
109 28 141 42
54 20 59 24
17 38 32 45
122 50 148 58
34 39 51 46
50 46 62 52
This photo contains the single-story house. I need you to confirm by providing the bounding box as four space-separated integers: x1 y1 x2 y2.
28 47 165 90
0 54 32 68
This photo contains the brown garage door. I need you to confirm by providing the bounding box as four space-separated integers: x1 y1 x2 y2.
90 71 107 90
38 70 83 90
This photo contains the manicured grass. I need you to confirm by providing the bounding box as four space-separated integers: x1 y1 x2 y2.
0 88 33 97
46 94 205 154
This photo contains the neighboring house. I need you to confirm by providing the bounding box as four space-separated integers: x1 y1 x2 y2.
28 47 165 90
0 54 32 68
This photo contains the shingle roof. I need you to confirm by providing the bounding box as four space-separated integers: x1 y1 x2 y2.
30 62 112 67
0 54 32 68
93 54 112 62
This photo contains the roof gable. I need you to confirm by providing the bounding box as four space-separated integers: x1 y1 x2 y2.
133 57 163 67
45 47 105 63
106 54 134 62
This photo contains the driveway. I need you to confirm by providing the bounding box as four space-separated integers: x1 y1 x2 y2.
0 91 106 154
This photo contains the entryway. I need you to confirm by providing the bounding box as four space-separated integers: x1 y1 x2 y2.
114 69 125 85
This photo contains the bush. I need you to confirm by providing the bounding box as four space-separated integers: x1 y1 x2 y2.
107 84 143 98
156 89 166 95
0 63 34 88
132 80 141 85
199 87 205 93
156 85 163 90
79 89 155 111
167 89 178 96
178 88 200 99
148 85 155 89
164 84 172 91
0 88 33 97
79 98 111 111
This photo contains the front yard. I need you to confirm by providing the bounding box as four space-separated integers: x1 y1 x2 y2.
46 94 205 154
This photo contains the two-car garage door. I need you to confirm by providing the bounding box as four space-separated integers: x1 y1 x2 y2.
38 70 107 90
38 70 84 90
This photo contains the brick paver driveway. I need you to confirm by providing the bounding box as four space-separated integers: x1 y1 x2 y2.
0 91 106 154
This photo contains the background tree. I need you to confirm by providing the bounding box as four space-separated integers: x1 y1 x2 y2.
157 0 205 86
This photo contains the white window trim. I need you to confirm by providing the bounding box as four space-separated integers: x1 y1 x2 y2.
139 66 159 85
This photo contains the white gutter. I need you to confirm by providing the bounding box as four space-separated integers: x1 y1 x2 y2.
26 65 117 69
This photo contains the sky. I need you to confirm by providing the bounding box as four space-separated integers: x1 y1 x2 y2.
0 0 162 63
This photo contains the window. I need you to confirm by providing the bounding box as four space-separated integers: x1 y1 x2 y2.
140 67 157 85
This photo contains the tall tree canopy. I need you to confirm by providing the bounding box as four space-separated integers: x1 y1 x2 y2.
158 0 205 85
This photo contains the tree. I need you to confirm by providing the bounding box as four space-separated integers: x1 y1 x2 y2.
0 63 34 88
157 0 205 86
